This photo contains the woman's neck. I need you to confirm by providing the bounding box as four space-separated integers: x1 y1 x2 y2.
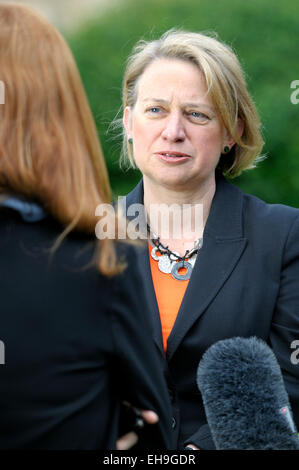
143 175 216 255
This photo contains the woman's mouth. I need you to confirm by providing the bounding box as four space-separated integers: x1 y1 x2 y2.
155 151 191 163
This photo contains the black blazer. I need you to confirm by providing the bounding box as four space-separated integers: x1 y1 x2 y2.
123 173 299 449
0 203 174 449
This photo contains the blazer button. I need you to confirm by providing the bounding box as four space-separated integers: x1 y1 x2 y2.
171 417 176 429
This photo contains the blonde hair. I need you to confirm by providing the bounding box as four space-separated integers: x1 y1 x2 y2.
0 3 123 276
120 29 264 177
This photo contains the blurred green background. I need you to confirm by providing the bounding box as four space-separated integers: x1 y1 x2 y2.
68 0 299 206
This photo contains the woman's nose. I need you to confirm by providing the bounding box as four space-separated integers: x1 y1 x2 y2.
161 112 186 142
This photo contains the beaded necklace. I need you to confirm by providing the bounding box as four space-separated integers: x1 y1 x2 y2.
149 229 202 281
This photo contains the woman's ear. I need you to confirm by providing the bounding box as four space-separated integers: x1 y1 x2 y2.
223 118 245 149
237 118 244 138
123 106 132 137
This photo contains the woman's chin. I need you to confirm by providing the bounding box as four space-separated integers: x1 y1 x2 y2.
150 173 193 190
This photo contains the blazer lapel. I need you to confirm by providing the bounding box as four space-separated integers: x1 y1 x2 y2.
166 235 247 361
138 246 165 355
121 181 165 355
166 174 248 361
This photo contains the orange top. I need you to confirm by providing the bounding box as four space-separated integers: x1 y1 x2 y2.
148 244 189 353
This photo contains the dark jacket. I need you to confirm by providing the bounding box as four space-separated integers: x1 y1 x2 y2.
0 200 174 449
123 173 299 449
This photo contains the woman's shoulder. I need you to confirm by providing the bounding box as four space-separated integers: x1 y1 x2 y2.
0 201 144 278
239 187 299 239
242 190 299 221
0 205 108 296
217 175 299 238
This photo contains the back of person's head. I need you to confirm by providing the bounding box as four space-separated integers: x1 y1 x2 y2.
0 3 111 231
0 3 120 275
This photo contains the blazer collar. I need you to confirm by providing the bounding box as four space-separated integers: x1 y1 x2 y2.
0 195 47 222
124 179 144 212
124 172 244 239
124 173 247 360
204 172 244 239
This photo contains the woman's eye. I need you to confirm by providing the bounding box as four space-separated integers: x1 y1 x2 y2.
147 107 161 113
189 111 209 120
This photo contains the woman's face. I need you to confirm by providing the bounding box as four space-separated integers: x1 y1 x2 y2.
123 58 233 192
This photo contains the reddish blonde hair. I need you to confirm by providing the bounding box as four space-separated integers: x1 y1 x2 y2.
0 3 121 275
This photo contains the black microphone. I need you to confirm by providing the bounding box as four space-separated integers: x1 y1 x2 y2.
197 336 299 450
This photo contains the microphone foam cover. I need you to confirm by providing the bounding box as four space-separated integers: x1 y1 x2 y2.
197 336 299 449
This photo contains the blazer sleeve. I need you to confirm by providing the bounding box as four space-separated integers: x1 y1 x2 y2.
108 244 175 450
269 213 299 426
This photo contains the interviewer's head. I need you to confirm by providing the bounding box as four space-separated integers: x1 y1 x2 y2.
121 29 264 185
0 3 118 274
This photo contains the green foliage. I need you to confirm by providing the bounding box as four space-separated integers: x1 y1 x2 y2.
68 0 299 206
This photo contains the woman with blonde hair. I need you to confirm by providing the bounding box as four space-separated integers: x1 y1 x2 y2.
0 3 173 450
119 29 299 449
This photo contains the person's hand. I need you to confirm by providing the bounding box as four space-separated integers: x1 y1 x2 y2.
184 443 200 450
116 409 159 450
116 431 138 450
